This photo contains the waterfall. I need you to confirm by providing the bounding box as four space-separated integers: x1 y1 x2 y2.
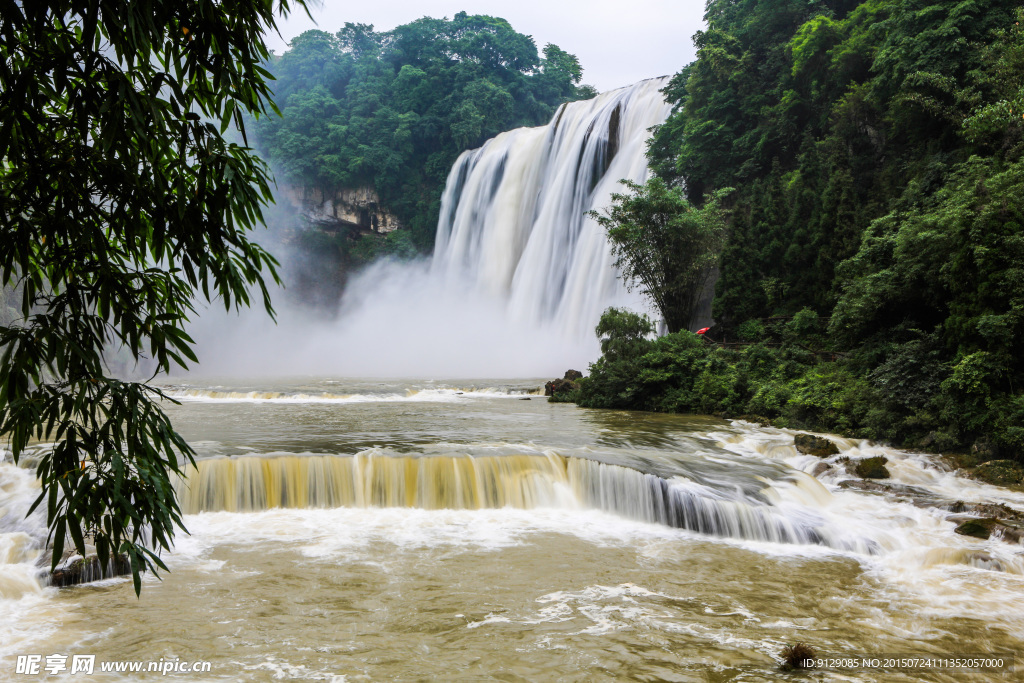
174 452 850 548
227 79 674 378
182 79 672 377
432 78 672 339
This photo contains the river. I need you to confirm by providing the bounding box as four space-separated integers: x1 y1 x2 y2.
2 377 1022 681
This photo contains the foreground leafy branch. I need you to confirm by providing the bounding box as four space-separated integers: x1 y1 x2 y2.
0 0 308 594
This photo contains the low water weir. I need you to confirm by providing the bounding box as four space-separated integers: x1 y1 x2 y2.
175 452 841 547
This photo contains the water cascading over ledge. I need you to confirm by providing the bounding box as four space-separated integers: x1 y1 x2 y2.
174 453 849 549
431 78 672 339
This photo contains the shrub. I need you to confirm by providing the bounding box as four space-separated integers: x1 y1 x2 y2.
737 319 766 342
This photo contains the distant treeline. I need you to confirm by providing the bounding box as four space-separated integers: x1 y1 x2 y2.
253 13 595 251
580 0 1024 462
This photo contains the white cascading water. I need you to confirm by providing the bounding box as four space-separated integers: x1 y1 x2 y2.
172 450 849 549
186 79 673 377
432 77 672 339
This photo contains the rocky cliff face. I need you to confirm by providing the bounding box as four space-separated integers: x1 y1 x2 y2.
280 185 401 233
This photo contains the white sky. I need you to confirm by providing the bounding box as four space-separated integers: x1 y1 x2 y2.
265 1 706 92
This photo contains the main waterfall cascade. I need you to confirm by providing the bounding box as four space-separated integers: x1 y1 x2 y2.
433 78 672 338
182 79 672 377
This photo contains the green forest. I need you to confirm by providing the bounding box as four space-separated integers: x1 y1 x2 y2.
252 12 594 267
572 0 1024 473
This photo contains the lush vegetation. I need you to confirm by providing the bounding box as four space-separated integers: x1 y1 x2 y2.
253 14 596 257
0 0 305 593
589 179 730 333
583 0 1024 463
579 308 875 430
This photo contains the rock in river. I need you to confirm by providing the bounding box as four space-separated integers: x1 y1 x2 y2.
794 434 840 458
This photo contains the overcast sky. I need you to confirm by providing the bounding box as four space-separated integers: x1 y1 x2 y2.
265 1 707 92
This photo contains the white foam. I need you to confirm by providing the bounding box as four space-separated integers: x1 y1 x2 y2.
161 387 538 405
703 422 1024 637
170 507 685 569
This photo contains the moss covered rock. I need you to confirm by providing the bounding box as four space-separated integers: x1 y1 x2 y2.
854 456 890 479
545 370 583 401
794 434 840 458
971 460 1024 486
544 377 579 396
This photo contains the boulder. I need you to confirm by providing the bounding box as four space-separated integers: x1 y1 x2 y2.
794 434 840 458
955 518 995 540
544 371 582 398
49 554 133 587
953 518 1024 544
944 501 1024 522
810 462 832 478
970 460 1024 486
854 456 890 479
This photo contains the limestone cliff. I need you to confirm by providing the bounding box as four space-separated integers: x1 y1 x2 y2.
280 185 401 233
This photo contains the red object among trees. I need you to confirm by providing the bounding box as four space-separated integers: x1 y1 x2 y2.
696 327 710 335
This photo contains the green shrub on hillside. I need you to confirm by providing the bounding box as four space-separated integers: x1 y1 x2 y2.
634 0 1024 461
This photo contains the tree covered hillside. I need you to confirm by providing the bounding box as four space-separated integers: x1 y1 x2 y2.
578 0 1024 468
254 13 596 251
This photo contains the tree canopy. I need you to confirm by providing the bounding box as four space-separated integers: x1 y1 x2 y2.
253 13 597 250
0 0 308 593
591 179 730 334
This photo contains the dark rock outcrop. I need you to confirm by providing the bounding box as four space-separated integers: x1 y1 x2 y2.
810 462 832 478
49 554 134 587
854 456 890 479
545 370 583 398
970 460 1024 486
953 517 1024 544
794 434 840 458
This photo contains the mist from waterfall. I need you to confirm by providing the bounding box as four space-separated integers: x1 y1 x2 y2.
186 78 671 378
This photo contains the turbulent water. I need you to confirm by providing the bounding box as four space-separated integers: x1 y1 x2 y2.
3 378 1024 681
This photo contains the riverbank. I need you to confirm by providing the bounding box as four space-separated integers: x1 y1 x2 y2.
550 309 1024 488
